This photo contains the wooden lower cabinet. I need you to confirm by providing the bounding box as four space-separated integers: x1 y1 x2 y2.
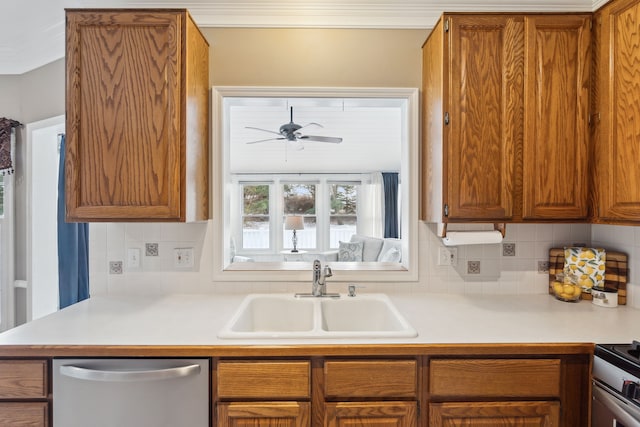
0 360 49 427
0 402 49 427
217 401 310 427
322 360 419 426
429 401 560 426
325 401 418 427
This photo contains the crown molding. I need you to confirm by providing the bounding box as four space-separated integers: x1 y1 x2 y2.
142 1 594 29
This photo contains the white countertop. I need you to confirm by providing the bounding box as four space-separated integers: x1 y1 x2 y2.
0 292 637 346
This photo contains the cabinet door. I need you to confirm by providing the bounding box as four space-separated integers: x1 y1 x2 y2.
429 401 560 427
217 402 310 427
325 402 417 427
593 0 640 222
522 15 591 219
66 11 183 221
0 403 48 427
445 15 524 221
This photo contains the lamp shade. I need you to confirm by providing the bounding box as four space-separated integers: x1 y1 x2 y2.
284 215 305 230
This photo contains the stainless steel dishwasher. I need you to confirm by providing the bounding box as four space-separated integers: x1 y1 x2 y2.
53 358 209 427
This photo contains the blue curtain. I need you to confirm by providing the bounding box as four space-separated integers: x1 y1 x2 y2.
382 172 399 238
57 135 90 309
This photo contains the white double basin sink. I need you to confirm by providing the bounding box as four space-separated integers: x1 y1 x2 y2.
217 293 417 339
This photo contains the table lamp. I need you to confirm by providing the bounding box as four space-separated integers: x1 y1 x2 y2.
284 215 304 252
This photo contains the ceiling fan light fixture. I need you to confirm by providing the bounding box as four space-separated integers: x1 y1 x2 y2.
245 106 342 147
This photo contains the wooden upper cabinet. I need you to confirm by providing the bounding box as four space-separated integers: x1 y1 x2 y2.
445 15 524 222
592 0 640 223
65 9 209 222
423 15 523 223
422 13 591 223
522 15 591 220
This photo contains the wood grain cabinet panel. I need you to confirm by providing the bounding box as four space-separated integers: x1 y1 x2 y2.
217 361 310 399
592 0 640 223
324 360 417 399
429 401 560 427
0 402 49 427
217 402 310 427
522 15 591 219
429 358 561 399
0 360 47 399
65 9 209 222
422 14 523 222
324 402 418 427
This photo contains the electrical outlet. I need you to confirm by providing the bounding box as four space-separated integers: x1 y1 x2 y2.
438 247 458 266
174 247 194 268
538 260 550 274
467 260 481 274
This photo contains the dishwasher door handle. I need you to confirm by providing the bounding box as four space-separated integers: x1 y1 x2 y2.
59 363 201 382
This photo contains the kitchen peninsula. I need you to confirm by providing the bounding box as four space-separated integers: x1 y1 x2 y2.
1 292 639 426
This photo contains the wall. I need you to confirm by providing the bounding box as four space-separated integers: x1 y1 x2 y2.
592 225 640 307
0 58 65 281
204 28 425 87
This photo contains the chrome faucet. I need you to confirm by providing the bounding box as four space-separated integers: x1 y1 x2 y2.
295 259 339 298
312 259 332 297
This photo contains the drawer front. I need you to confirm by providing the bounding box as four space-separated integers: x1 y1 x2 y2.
0 360 48 399
218 361 310 399
324 360 417 399
0 402 48 427
429 358 561 399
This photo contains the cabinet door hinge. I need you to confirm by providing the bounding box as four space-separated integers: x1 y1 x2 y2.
444 18 450 33
444 204 449 217
444 112 450 125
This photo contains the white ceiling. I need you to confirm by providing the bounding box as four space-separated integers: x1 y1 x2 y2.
2 0 607 75
227 97 404 173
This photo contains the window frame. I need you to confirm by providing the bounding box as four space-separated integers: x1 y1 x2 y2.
212 86 419 283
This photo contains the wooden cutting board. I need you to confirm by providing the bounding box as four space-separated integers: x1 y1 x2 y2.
548 248 628 305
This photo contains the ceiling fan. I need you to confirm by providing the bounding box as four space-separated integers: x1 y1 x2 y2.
245 107 343 150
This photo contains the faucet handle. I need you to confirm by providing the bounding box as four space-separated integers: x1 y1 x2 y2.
324 265 332 278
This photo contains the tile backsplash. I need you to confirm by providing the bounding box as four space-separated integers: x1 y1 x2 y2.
89 220 640 304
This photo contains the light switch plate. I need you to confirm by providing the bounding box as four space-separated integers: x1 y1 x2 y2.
127 248 141 269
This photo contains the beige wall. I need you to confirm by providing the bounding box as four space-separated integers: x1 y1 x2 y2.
204 28 426 88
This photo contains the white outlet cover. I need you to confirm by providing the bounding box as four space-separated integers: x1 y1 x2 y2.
174 248 194 268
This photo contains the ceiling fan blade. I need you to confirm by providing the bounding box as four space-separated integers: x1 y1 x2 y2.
298 135 343 143
246 137 285 144
245 126 282 136
295 122 323 132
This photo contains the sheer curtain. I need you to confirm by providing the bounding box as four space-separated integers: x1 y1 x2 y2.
0 120 19 331
358 172 384 238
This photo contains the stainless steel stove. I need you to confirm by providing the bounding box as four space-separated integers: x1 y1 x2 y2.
593 342 640 426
